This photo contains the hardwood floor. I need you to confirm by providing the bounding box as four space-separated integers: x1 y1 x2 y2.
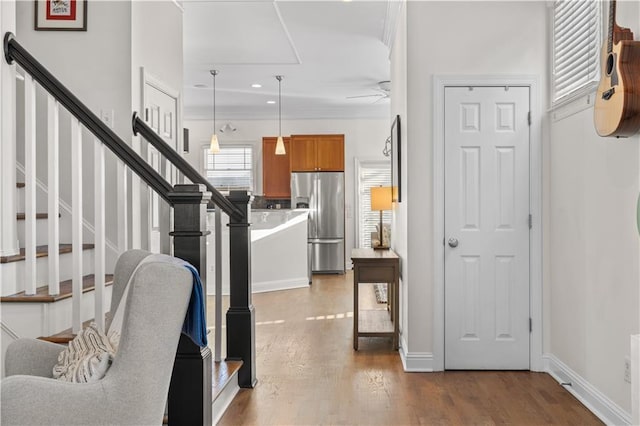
214 272 602 425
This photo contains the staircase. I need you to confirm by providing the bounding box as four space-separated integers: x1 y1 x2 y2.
0 32 255 424
0 177 111 375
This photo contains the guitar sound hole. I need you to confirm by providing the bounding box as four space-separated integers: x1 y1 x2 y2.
606 53 615 75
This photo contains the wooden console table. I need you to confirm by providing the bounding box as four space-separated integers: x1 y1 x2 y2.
351 248 399 350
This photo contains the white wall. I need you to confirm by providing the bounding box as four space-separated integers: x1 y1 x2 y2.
183 117 389 269
132 1 183 116
547 4 640 415
392 0 639 416
392 0 548 367
13 1 184 253
548 97 639 413
15 1 133 246
131 1 184 249
390 1 409 355
0 0 18 257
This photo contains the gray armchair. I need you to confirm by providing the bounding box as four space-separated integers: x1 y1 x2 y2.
1 249 193 426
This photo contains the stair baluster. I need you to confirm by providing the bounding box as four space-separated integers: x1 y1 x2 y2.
117 160 128 252
94 139 106 331
47 95 60 296
71 117 83 333
24 74 36 295
131 139 142 249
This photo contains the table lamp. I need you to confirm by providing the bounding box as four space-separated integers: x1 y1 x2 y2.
370 186 392 249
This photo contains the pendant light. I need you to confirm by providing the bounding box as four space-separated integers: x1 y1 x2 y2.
275 75 286 155
210 70 220 153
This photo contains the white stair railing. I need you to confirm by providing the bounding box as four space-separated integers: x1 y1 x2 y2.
6 37 252 401
14 54 138 335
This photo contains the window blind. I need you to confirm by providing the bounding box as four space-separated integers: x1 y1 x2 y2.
203 145 253 192
358 164 391 248
552 0 601 104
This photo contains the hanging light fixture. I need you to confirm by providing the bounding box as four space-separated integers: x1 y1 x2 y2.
275 75 286 155
210 70 220 153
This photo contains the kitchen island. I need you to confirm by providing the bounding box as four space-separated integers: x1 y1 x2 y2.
206 209 309 294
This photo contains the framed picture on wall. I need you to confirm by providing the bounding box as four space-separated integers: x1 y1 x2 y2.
391 114 401 202
35 0 87 31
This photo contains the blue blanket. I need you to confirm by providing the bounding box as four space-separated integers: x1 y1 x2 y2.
181 263 208 347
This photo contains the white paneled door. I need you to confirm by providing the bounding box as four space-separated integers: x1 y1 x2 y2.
144 81 179 254
444 86 530 370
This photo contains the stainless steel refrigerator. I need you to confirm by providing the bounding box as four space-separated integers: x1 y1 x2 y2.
291 172 345 274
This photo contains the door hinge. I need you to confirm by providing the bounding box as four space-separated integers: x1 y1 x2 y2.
527 111 532 126
528 214 532 229
529 318 533 333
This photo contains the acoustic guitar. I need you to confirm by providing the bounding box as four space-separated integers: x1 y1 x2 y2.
594 0 640 137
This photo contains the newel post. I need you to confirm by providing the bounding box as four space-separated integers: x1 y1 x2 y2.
226 190 257 387
167 184 212 426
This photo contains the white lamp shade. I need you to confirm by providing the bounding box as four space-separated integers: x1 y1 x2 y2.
275 136 286 155
210 133 220 153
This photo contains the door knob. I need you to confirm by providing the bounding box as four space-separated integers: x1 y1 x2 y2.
448 237 459 248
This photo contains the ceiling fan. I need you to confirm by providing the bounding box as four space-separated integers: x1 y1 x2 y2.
346 80 390 103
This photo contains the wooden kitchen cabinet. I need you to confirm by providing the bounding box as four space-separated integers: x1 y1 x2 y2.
262 137 291 198
290 134 344 172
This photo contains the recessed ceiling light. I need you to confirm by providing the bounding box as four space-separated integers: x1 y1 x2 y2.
267 100 276 104
251 83 262 88
194 84 207 88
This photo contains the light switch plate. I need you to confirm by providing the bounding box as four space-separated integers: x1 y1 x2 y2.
100 109 114 129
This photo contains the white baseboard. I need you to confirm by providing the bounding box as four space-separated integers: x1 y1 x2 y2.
544 354 632 425
399 346 434 372
631 335 639 425
253 277 309 293
208 277 309 296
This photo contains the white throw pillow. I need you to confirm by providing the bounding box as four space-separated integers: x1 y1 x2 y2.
52 254 165 383
52 322 119 383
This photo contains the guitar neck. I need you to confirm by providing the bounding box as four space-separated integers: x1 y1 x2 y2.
608 0 616 53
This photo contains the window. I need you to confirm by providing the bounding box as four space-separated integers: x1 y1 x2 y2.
202 145 253 192
356 161 391 248
551 0 602 105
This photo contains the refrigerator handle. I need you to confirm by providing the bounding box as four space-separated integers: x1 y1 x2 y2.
309 175 317 238
309 239 343 244
315 174 321 236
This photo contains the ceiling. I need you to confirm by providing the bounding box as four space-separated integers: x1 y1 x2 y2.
182 1 396 122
